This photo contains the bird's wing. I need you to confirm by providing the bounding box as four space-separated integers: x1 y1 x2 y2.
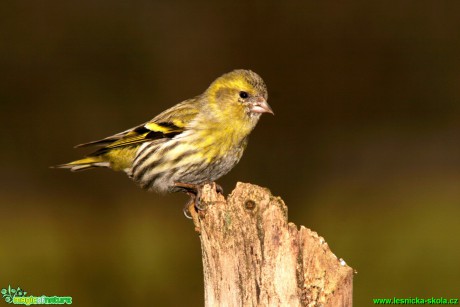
75 98 200 151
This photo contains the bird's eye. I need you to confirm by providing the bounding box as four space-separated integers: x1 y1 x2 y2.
239 91 249 99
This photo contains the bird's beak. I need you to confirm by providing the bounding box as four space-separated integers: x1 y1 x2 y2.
250 97 274 115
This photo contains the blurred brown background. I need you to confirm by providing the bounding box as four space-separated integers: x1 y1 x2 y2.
1 1 459 306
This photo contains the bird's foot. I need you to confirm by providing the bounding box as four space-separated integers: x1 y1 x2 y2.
175 181 223 210
182 193 201 232
175 181 223 232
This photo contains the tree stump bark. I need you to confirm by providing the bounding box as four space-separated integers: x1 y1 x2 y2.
194 182 353 307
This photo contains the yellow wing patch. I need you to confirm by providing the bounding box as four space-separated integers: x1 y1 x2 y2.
105 122 184 150
145 122 182 134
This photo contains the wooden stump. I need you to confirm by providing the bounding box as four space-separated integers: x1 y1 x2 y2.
194 182 354 307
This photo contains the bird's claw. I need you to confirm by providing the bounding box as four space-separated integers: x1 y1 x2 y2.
183 202 193 219
176 182 223 232
175 181 223 213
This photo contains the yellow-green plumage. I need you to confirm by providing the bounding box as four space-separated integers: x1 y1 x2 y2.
56 69 273 193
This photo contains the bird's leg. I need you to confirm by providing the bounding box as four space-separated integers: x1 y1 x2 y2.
175 182 203 212
175 181 223 194
174 184 202 238
174 182 200 194
175 181 224 212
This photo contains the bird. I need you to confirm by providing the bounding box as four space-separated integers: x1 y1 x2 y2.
55 69 273 216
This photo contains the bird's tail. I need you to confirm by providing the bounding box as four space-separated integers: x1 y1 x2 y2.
53 156 110 172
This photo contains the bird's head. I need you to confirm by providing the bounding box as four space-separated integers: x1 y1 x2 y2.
205 70 273 129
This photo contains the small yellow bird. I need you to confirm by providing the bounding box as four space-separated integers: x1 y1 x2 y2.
56 69 273 213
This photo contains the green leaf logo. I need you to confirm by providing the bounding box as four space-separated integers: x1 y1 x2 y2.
2 285 28 304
